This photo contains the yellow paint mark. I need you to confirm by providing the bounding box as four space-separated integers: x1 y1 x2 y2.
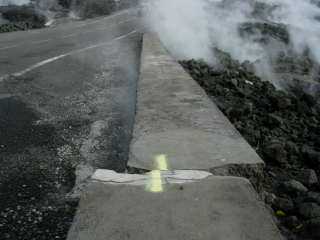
155 154 168 170
275 210 286 217
146 154 169 193
147 170 163 193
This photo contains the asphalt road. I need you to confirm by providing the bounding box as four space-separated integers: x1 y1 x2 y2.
0 8 142 169
0 9 142 239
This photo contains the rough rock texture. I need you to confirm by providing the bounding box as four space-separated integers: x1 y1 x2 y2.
0 6 46 33
0 97 79 240
0 19 141 239
235 0 320 94
239 22 290 45
180 55 320 240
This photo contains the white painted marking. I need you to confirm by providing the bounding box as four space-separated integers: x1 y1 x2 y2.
0 18 135 51
45 19 55 27
33 39 51 44
0 30 139 82
0 9 134 51
61 19 133 39
61 33 78 39
76 10 130 28
92 169 212 186
0 44 19 50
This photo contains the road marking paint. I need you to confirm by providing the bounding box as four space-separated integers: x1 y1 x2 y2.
61 19 134 39
0 17 136 51
32 39 51 44
75 9 131 28
0 29 139 82
0 44 20 50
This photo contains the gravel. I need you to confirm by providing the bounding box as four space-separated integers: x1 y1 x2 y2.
0 97 80 240
180 55 320 239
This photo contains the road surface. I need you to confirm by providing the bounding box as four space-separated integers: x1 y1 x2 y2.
0 8 142 239
0 8 142 170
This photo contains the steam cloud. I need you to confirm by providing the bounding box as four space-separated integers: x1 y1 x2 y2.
143 0 320 67
143 0 214 63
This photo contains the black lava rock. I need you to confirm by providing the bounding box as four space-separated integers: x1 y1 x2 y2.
298 202 320 219
281 180 308 196
263 140 287 165
283 216 300 229
239 22 290 45
302 146 320 168
295 169 318 187
304 217 320 238
1 6 46 28
306 192 320 205
180 53 320 240
273 197 295 212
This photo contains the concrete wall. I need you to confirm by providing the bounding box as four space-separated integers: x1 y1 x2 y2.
128 33 264 171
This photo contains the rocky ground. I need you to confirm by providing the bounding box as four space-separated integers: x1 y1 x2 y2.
0 5 47 33
0 1 140 239
181 55 320 240
0 97 81 239
2 0 320 239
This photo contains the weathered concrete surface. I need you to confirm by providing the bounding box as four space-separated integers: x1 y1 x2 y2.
68 174 283 240
128 33 264 171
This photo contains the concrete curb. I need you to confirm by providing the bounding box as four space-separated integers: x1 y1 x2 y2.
68 172 283 240
66 33 284 240
128 33 264 171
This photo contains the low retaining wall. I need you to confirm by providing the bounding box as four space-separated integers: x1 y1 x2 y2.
67 33 283 240
128 33 264 171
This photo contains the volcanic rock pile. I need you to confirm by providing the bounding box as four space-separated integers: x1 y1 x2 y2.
0 5 46 33
218 0 320 95
181 55 320 240
239 22 290 45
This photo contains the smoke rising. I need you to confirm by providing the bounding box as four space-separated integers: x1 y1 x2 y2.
143 0 320 71
143 0 214 63
265 0 320 63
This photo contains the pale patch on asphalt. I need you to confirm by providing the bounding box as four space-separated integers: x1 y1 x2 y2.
80 120 109 164
0 29 139 82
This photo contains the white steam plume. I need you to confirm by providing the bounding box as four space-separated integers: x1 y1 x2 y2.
143 0 214 63
264 0 320 63
143 0 320 66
